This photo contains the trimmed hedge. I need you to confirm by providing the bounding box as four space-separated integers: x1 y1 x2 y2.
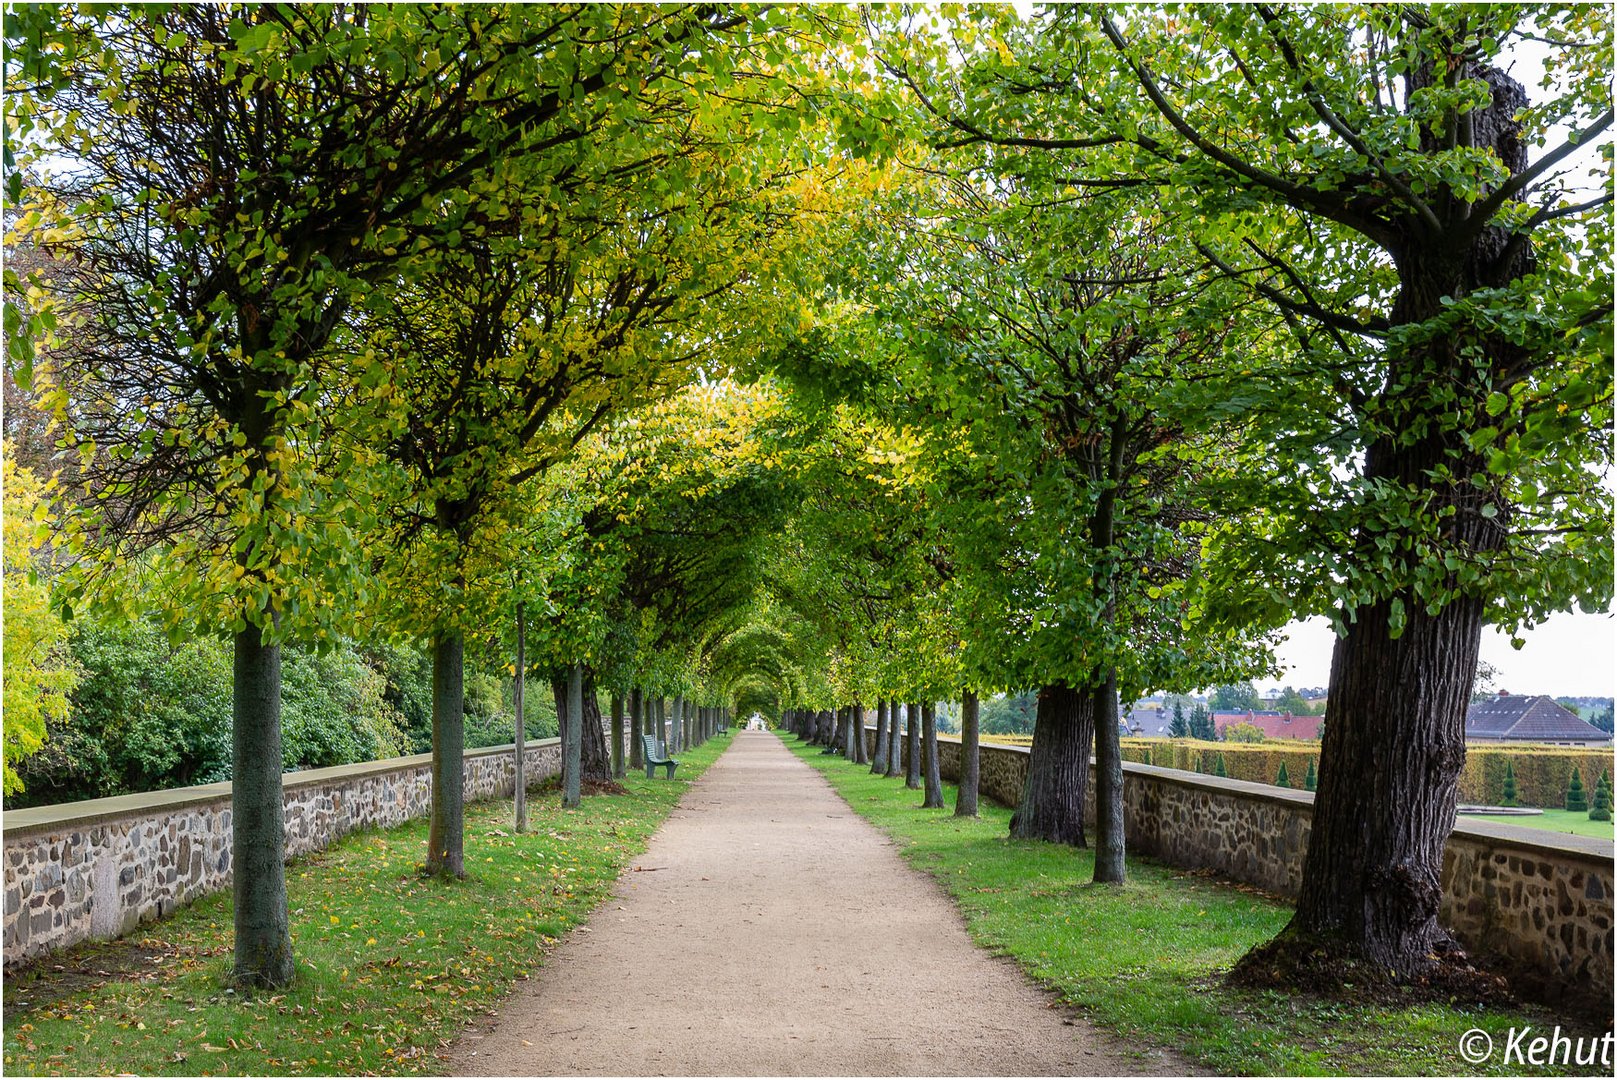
1120 738 1614 809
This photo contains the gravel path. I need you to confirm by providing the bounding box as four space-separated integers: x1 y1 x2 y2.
448 731 1181 1076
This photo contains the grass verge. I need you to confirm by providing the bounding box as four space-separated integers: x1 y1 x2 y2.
784 734 1607 1077
3 733 732 1077
1462 808 1614 840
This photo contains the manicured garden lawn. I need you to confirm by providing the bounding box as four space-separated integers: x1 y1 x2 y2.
2 734 732 1077
1462 809 1614 841
785 736 1606 1077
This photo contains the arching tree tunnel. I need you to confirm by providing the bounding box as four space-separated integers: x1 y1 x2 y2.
10 2 1607 998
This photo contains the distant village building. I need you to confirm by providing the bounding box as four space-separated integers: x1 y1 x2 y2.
1213 710 1324 741
1464 693 1612 746
1123 706 1175 738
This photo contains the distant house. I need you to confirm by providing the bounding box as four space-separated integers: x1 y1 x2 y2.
1465 693 1613 746
1213 710 1324 741
1123 706 1176 738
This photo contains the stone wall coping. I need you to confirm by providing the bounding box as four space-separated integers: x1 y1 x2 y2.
905 730 1614 864
1 739 558 839
1447 815 1614 861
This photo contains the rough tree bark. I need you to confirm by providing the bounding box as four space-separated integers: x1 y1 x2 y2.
955 690 980 818
1271 595 1487 973
230 619 294 988
870 700 889 774
562 663 583 809
580 671 613 782
821 707 841 754
1012 682 1094 846
1092 672 1124 882
426 631 467 875
630 688 644 769
905 701 922 789
513 604 527 834
852 703 868 764
921 701 944 808
886 702 903 778
611 694 625 779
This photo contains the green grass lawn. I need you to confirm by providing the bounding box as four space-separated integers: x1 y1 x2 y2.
2 734 733 1077
1461 808 1614 841
784 735 1607 1077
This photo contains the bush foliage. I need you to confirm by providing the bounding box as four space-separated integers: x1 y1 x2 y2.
4 615 561 810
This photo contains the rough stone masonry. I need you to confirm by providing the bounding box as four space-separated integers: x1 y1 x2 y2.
4 740 561 967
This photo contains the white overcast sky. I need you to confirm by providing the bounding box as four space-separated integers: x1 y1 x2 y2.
1263 613 1616 698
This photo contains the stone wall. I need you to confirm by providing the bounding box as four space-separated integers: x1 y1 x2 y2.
3 740 562 969
863 725 1613 1003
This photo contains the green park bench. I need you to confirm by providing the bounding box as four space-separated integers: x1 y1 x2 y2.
641 734 679 779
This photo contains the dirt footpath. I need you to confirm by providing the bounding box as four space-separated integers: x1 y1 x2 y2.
448 731 1182 1076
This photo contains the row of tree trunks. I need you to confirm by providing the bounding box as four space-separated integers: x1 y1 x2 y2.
796 697 977 822
819 706 840 753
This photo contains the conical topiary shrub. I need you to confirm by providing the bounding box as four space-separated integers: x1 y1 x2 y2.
1303 758 1317 792
1566 768 1588 813
1591 773 1612 823
1275 761 1291 788
1501 760 1518 807
1213 753 1228 779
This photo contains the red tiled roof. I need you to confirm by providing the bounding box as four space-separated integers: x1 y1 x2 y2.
1213 711 1323 740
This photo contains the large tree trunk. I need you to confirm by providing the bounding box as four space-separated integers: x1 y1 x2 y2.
230 619 295 988
1264 594 1483 977
904 701 921 789
672 696 685 754
852 704 868 764
554 669 612 785
562 663 583 808
956 690 980 818
1092 672 1125 883
1234 57 1531 987
513 606 527 834
921 701 944 808
885 702 903 778
870 700 889 775
426 631 466 876
1012 682 1094 846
